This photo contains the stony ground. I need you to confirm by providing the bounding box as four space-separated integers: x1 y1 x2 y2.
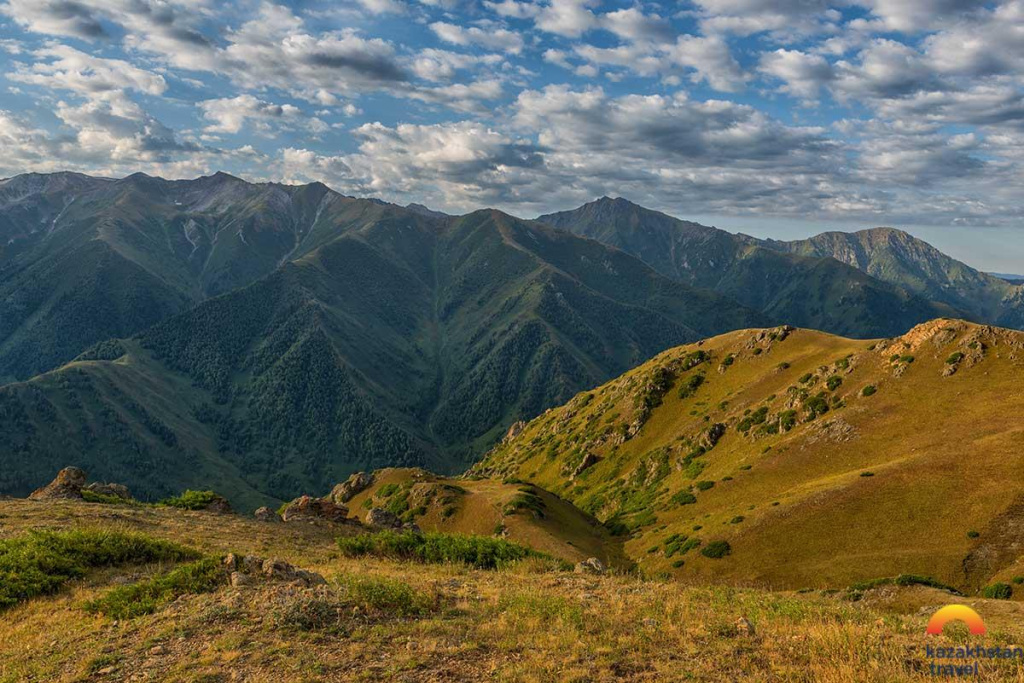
4 499 1024 682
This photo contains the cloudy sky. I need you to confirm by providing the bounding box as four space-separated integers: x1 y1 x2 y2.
1 0 1022 268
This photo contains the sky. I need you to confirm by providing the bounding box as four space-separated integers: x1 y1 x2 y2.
0 0 1022 270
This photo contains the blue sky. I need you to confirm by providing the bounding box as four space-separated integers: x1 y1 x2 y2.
1 0 1022 270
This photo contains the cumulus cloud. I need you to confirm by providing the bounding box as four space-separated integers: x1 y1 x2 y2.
198 95 314 135
429 21 524 54
9 44 167 97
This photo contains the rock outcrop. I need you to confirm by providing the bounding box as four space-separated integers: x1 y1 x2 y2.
223 553 326 587
281 495 349 524
254 506 280 523
574 557 606 575
83 482 132 500
365 507 421 532
29 467 86 500
328 472 374 504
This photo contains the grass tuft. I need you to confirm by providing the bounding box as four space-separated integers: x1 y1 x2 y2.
337 531 550 570
85 557 226 618
0 529 198 610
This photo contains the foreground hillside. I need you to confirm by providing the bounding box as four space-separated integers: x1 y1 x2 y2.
4 498 1024 682
475 319 1024 593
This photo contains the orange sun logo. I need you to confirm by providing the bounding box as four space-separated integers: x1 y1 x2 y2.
926 605 987 636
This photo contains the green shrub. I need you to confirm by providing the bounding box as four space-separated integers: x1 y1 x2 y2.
752 348 763 356
81 490 134 505
701 541 731 559
799 373 814 384
336 573 436 616
982 583 1013 600
336 531 544 570
0 530 197 610
826 375 843 391
503 489 546 518
664 534 701 558
738 464 752 471
967 530 980 538
901 355 915 364
777 362 790 370
721 354 735 367
849 575 960 594
671 491 697 506
678 373 705 399
85 557 225 618
671 559 685 568
729 516 745 524
695 480 715 492
1013 576 1024 585
158 490 220 510
779 409 798 431
860 471 875 477
681 350 710 371
737 406 769 433
861 385 877 397
946 352 965 365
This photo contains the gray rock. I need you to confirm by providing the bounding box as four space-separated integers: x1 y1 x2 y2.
254 506 280 522
366 507 403 529
574 557 606 575
328 472 374 504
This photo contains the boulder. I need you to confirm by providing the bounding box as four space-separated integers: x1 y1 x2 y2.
574 557 606 575
503 420 526 443
281 495 349 524
365 507 403 529
83 482 132 500
202 494 233 514
328 472 374 504
570 452 599 480
735 616 756 636
29 467 86 500
253 506 280 523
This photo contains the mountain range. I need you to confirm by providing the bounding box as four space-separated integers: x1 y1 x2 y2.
1 172 1021 508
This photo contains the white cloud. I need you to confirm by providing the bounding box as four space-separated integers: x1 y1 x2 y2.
198 95 307 135
9 44 167 98
429 21 524 54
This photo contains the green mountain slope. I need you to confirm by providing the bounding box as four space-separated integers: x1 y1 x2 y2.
474 318 1024 592
538 198 967 336
0 172 338 381
759 227 1024 329
0 208 765 508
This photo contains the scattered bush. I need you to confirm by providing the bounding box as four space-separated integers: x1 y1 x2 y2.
799 373 814 384
1013 576 1024 585
336 573 436 617
85 557 225 618
81 490 133 505
671 491 697 506
982 583 1013 600
826 375 843 391
849 575 959 594
737 406 769 433
0 530 197 610
158 490 220 510
664 534 701 558
967 530 980 539
695 480 715 492
729 516 745 524
779 409 798 431
503 489 546 518
701 541 731 559
777 362 791 370
337 531 546 570
678 373 705 399
721 354 735 367
861 385 877 397
946 352 965 365
860 471 875 477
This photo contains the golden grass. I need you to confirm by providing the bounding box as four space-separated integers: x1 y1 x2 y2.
3 499 1024 682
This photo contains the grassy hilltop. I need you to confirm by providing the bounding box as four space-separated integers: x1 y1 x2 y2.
475 319 1024 593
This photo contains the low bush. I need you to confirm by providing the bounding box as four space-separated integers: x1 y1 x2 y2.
678 373 705 399
826 375 843 391
849 574 960 594
337 531 546 570
946 352 965 365
671 491 697 506
982 583 1013 600
0 530 197 610
701 540 731 559
664 534 700 558
695 480 715 492
85 557 225 618
861 385 877 397
158 490 219 510
336 573 437 617
967 530 980 539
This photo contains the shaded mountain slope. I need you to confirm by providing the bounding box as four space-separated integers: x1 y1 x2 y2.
761 227 1024 329
0 208 764 507
474 319 1024 592
0 172 339 381
539 198 974 336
